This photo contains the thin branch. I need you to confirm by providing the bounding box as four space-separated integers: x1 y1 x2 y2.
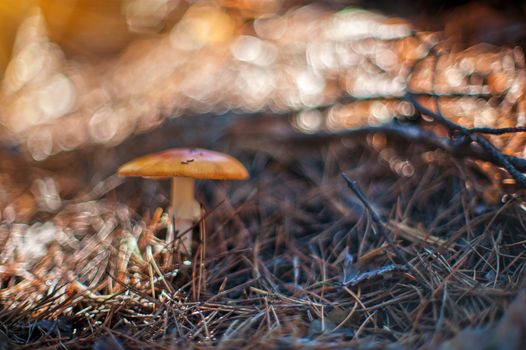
341 173 406 264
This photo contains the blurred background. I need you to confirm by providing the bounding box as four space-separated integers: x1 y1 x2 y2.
0 0 526 162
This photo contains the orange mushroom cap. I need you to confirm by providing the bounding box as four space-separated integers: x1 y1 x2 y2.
117 148 249 180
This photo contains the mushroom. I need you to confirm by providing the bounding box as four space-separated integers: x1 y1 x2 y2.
118 148 249 255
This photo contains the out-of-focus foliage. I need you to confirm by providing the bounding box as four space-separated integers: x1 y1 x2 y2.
0 0 525 164
0 0 33 74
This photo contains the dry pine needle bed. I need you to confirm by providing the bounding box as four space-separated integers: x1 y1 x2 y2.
0 129 525 349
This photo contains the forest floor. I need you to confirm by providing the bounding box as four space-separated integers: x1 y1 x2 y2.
1 113 525 349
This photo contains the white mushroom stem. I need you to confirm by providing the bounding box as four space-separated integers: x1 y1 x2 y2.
171 177 201 255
